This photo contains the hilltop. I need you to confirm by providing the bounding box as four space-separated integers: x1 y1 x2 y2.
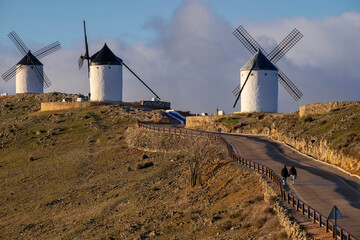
0 93 297 239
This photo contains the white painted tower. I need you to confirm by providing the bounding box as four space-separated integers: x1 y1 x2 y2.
89 43 123 101
15 51 44 93
240 50 278 113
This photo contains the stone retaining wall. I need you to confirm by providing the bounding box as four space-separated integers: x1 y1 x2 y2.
41 102 92 111
140 100 171 109
299 101 360 117
186 114 240 129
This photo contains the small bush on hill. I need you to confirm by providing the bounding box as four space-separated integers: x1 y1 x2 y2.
137 161 154 170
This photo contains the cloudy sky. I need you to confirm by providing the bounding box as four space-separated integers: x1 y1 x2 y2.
0 0 359 114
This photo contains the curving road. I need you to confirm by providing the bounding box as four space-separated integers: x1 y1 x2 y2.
150 124 360 238
222 133 360 238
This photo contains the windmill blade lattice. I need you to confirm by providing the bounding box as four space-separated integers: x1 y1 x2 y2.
277 68 302 101
232 25 303 101
2 31 60 89
267 29 303 64
33 41 61 59
30 65 52 88
233 26 268 56
7 31 29 56
232 84 240 96
1 64 26 82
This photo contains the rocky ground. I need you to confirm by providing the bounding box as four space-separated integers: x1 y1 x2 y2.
0 93 296 239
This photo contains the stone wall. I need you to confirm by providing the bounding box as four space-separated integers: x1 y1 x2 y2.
41 102 91 111
186 114 240 129
140 100 171 109
299 101 360 117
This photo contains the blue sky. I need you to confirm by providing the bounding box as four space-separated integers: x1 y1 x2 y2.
1 0 358 47
0 0 359 113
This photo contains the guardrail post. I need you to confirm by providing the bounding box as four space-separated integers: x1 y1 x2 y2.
313 211 316 223
292 196 295 207
326 220 329 232
308 206 311 219
302 203 305 215
333 224 336 238
340 230 343 240
296 200 299 211
283 190 286 201
319 215 322 227
287 193 290 204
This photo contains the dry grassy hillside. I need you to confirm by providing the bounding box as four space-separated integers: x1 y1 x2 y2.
0 93 291 239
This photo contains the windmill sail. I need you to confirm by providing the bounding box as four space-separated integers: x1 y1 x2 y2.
1 31 60 88
232 25 303 102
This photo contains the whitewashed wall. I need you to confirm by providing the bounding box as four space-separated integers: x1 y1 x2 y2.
16 65 44 93
240 69 278 113
89 65 122 101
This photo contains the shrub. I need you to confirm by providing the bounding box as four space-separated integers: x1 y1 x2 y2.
219 220 233 231
151 186 160 191
137 161 154 170
303 116 313 123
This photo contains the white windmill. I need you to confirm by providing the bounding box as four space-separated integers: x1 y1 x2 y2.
1 31 61 93
78 21 160 102
232 26 303 112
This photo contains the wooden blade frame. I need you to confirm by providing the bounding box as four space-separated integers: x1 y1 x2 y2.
232 25 303 101
122 62 161 100
2 31 59 88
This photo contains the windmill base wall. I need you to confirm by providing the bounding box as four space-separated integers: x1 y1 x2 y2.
240 69 278 113
90 65 122 101
16 65 44 94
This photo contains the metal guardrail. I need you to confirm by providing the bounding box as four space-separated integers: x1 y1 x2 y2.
139 123 358 240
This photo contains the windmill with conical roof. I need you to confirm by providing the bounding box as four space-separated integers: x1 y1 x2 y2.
1 31 61 93
232 26 303 112
78 20 160 101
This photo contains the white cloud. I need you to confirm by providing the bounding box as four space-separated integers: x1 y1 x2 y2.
1 1 359 114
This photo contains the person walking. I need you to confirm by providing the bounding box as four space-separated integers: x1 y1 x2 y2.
281 165 289 186
289 165 297 184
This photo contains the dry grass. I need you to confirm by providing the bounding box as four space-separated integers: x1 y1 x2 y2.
1 93 293 239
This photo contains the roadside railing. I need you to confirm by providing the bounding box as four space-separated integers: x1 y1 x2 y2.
139 123 358 240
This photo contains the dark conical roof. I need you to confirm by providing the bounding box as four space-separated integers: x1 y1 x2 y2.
241 50 277 71
17 51 43 66
90 43 122 65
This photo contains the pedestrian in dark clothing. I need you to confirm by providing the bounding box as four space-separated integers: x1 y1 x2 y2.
281 165 289 186
289 165 297 184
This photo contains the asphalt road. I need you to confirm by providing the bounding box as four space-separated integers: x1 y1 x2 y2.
221 133 360 238
148 124 360 238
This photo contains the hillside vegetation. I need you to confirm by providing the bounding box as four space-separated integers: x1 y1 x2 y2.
187 106 360 176
0 93 291 239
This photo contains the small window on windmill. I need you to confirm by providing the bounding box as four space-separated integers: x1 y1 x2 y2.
31 66 34 69
265 73 267 76
251 73 254 76
97 67 99 69
108 66 111 69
